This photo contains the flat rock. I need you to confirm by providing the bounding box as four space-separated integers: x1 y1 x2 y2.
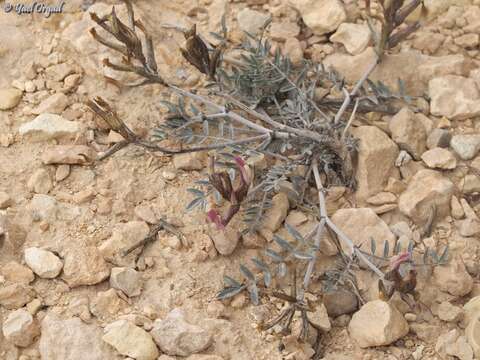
24 247 63 279
324 49 470 96
331 208 396 256
0 88 22 110
330 23 371 55
291 0 346 35
0 284 35 309
427 129 451 149
398 169 454 225
42 145 96 165
460 175 480 194
351 126 399 201
40 313 117 360
389 108 426 160
436 329 474 360
348 300 409 348
103 320 159 360
27 168 53 194
458 218 480 237
438 301 463 323
32 93 69 115
309 303 331 332
430 75 480 120
433 258 473 297
110 267 143 297
99 221 150 266
466 313 480 359
90 289 129 321
151 308 212 356
2 309 40 347
451 134 480 160
19 113 80 141
173 152 206 171
323 289 358 317
421 148 457 169
209 226 240 255
0 191 12 209
61 245 110 287
237 8 270 36
259 192 290 238
1 261 34 284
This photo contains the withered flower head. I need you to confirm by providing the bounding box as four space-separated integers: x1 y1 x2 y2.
206 156 250 229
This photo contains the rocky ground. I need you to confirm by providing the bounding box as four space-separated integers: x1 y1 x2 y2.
2 0 480 359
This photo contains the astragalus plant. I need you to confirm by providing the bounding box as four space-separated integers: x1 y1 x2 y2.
87 0 447 357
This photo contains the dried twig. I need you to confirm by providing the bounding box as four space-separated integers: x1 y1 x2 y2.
122 218 186 256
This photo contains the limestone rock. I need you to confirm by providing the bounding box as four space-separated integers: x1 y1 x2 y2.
456 33 480 49
32 93 69 115
2 309 40 347
436 329 474 360
42 145 96 165
237 8 270 36
61 246 110 287
0 284 35 309
330 23 371 55
260 192 289 237
90 289 129 321
438 301 463 323
429 75 480 120
466 313 480 359
151 308 212 356
412 31 445 54
331 208 396 256
389 108 427 160
421 148 457 169
348 300 409 348
458 218 480 237
0 191 12 209
24 247 63 279
110 267 143 297
398 170 454 224
424 0 471 19
451 134 480 160
40 313 116 360
19 113 80 141
433 258 473 297
99 221 150 266
291 0 346 35
0 88 22 110
173 152 206 171
452 195 465 220
351 126 399 201
209 226 240 255
323 289 358 317
27 168 53 194
283 37 303 66
324 49 469 96
103 320 159 360
1 261 34 284
269 21 300 42
460 175 480 194
464 296 480 325
134 204 157 224
427 129 451 149
309 303 331 332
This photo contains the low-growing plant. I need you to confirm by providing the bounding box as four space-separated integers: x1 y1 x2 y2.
87 0 447 357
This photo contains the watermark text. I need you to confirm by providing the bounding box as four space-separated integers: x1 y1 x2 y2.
3 1 65 18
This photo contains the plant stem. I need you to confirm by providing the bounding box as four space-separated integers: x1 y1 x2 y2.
334 56 379 124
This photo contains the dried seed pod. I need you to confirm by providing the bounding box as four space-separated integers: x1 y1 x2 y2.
180 24 224 80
